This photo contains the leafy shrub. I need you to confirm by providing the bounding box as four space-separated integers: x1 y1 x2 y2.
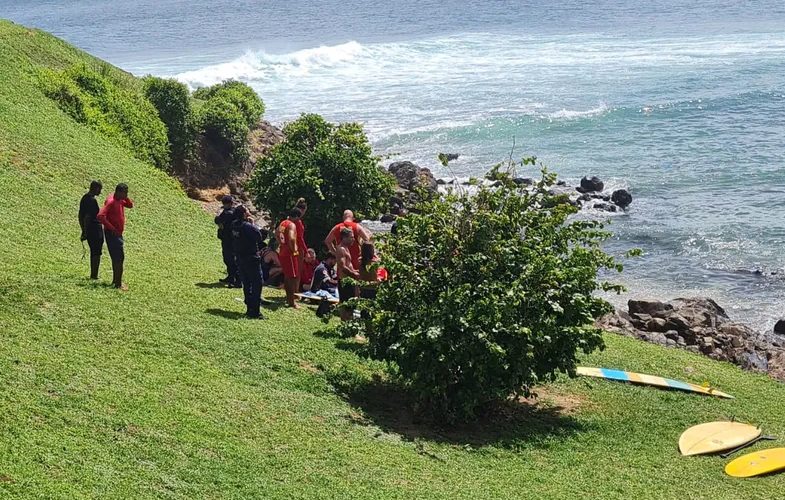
248 113 395 246
143 76 194 164
341 160 623 421
39 64 170 169
193 80 265 170
196 94 252 168
193 80 264 128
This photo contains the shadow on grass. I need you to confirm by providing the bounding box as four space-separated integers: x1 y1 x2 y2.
313 327 587 448
195 282 231 289
326 367 590 449
205 308 247 320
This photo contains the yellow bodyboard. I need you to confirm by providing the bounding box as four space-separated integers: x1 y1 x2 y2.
725 448 785 478
679 422 761 456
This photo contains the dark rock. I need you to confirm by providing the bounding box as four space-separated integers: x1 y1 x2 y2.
594 202 618 212
774 319 785 335
512 177 534 186
629 300 673 317
668 297 727 326
589 193 611 201
665 314 691 333
664 330 680 341
556 180 567 186
388 161 438 193
380 214 397 223
611 189 633 209
580 176 604 192
389 195 404 207
646 318 668 332
436 178 447 185
440 153 460 162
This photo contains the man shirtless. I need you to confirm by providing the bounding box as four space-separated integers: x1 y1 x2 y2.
325 210 371 270
336 227 360 321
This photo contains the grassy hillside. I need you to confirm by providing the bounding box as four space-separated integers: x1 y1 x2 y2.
1 19 784 499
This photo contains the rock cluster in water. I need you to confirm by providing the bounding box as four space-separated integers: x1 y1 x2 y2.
382 160 633 222
598 297 785 381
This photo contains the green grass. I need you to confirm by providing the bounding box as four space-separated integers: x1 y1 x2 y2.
1 19 784 499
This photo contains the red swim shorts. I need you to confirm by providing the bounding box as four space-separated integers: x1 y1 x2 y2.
280 253 299 279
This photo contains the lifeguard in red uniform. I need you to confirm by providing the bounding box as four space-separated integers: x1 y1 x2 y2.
324 209 371 270
277 208 302 308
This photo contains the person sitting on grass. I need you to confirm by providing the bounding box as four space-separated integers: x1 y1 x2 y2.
301 248 318 291
260 237 284 289
311 252 338 298
336 227 360 321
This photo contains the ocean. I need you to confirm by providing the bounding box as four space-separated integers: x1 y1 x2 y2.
4 0 784 331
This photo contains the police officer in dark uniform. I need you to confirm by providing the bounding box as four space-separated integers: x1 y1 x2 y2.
215 195 240 287
231 205 268 319
79 180 104 279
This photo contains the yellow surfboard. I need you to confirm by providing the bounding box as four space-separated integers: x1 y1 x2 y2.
679 422 761 456
725 448 785 478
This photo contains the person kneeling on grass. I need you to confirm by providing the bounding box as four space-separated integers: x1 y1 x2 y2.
277 208 302 308
97 183 133 290
311 252 338 299
231 205 266 319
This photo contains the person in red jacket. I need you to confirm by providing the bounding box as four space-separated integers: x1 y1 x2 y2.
97 183 133 290
277 208 302 308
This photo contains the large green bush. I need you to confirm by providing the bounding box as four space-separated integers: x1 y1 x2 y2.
39 64 170 169
193 80 265 170
342 161 623 421
142 76 194 164
248 113 395 246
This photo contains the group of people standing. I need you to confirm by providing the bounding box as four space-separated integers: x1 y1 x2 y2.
78 180 133 290
77 180 381 319
215 196 381 320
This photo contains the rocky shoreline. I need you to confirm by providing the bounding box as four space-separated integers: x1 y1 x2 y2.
382 159 632 222
598 297 785 381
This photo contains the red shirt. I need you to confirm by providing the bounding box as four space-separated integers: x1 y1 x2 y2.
329 221 361 269
98 194 133 235
302 259 317 286
277 219 297 257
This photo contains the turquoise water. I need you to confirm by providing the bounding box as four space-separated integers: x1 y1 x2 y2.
4 0 784 330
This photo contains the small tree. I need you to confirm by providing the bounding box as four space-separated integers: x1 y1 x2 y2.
193 80 265 170
143 76 195 165
342 160 624 421
248 113 395 246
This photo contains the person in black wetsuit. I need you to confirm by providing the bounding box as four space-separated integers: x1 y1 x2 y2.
78 180 103 279
230 205 267 319
215 195 240 287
